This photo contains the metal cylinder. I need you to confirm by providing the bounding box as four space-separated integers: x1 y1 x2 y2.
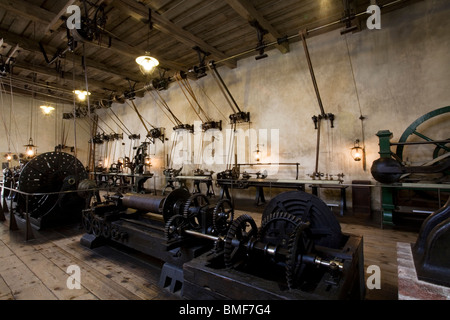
121 193 166 213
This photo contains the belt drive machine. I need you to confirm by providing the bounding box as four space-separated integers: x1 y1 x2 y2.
80 189 365 300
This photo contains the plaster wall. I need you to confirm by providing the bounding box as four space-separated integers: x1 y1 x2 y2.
0 92 91 170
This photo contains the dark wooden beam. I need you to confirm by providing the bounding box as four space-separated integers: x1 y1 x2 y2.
45 0 78 34
0 0 54 25
115 0 238 69
0 0 189 73
225 0 289 54
1 29 144 85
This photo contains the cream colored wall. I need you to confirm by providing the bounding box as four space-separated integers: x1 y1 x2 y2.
0 92 91 170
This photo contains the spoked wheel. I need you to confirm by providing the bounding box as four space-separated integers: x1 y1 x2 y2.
213 199 234 235
224 215 258 268
164 214 188 242
183 194 210 229
82 210 93 234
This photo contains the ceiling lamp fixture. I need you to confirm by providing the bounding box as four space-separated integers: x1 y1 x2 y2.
40 105 55 115
136 52 159 74
73 90 91 101
24 137 37 158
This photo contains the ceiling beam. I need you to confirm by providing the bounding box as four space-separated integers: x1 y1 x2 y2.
224 0 289 54
0 0 189 73
0 0 54 26
1 29 144 84
45 0 78 35
115 0 237 69
14 62 122 93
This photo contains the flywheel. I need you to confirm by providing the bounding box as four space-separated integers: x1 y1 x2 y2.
16 152 88 221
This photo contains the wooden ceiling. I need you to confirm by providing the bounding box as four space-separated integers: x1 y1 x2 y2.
0 0 415 105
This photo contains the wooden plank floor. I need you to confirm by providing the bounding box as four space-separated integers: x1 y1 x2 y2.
0 208 419 300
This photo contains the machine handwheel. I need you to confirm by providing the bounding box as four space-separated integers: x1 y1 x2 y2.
213 199 234 235
224 214 258 268
285 222 315 290
165 214 188 242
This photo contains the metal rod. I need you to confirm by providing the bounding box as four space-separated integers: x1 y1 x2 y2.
214 0 405 66
184 229 221 242
390 140 450 146
301 32 326 116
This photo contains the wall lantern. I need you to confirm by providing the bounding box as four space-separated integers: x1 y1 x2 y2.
254 144 264 162
351 139 363 162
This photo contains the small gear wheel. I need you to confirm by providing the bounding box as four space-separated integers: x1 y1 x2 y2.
182 193 210 228
213 199 234 235
224 214 258 268
164 214 188 242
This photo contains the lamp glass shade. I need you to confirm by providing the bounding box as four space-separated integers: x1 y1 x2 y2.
136 54 159 74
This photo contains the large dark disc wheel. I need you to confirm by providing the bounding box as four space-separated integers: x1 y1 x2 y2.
262 191 342 248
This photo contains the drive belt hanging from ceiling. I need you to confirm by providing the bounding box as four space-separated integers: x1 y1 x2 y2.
125 99 165 144
173 71 222 133
207 61 250 125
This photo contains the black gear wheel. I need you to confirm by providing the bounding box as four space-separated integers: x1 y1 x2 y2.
258 210 303 250
213 199 234 235
262 191 342 248
164 214 188 242
182 194 210 229
285 222 314 290
81 210 93 234
224 214 258 268
102 221 111 239
92 217 103 237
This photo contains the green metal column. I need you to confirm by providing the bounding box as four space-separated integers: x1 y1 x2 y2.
376 130 395 226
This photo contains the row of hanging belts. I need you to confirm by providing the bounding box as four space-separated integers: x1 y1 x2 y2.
173 72 211 123
145 88 187 168
174 72 211 169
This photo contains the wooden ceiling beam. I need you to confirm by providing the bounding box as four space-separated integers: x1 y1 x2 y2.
14 62 122 94
45 0 78 34
224 0 289 54
115 0 238 69
0 0 54 26
1 29 144 85
0 0 188 74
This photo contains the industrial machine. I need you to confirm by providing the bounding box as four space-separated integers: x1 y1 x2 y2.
80 189 364 300
371 107 450 225
11 152 88 229
412 195 450 288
